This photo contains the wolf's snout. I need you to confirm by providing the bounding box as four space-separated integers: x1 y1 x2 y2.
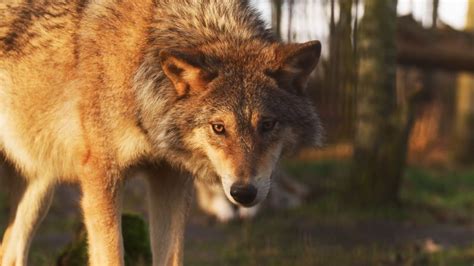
230 183 257 205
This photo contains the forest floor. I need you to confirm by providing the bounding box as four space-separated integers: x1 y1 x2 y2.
1 160 474 265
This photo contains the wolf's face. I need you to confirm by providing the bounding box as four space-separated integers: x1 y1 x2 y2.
154 40 322 206
186 96 288 206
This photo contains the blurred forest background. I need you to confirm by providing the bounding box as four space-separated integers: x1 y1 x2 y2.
264 0 474 205
282 0 474 202
2 0 474 265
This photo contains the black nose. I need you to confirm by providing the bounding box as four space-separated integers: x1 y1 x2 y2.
230 183 257 205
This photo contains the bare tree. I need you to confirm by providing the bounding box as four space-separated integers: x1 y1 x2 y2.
432 0 439 28
287 0 294 41
350 0 406 205
453 0 474 164
271 0 283 39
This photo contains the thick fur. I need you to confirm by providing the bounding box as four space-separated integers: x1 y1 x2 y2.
0 0 322 265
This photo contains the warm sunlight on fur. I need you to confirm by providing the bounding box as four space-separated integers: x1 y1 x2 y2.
0 0 321 265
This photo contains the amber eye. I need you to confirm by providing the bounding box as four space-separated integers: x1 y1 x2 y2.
261 120 277 132
211 123 225 135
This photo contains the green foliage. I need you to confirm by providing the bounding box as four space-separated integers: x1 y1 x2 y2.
57 213 151 266
56 229 88 266
402 167 474 223
122 213 152 265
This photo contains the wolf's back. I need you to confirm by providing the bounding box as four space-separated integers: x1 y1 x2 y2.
1 0 273 57
152 0 275 50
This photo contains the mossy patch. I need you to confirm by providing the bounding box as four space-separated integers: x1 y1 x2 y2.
57 213 151 266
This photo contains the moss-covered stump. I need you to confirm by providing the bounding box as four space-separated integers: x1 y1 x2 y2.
57 213 152 266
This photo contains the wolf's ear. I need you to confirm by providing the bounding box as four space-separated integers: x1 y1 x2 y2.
270 40 321 94
159 50 217 96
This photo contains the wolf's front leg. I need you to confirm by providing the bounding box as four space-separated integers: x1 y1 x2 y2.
145 164 192 266
0 175 55 266
80 169 124 266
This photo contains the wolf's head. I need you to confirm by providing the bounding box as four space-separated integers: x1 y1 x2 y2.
137 40 322 207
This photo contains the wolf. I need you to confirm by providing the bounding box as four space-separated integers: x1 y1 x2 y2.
0 0 322 265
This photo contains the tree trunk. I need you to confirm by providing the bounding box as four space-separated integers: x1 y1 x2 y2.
453 1 474 164
431 0 439 28
271 0 283 39
350 0 405 205
287 0 294 41
338 0 355 139
325 0 354 141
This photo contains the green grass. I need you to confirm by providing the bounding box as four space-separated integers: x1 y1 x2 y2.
184 161 474 265
402 167 474 223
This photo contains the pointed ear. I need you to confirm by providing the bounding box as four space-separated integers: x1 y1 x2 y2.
270 40 321 94
159 49 217 96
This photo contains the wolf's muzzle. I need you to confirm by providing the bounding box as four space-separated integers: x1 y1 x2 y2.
230 182 257 205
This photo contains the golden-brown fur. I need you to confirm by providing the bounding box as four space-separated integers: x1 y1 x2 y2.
0 0 322 265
